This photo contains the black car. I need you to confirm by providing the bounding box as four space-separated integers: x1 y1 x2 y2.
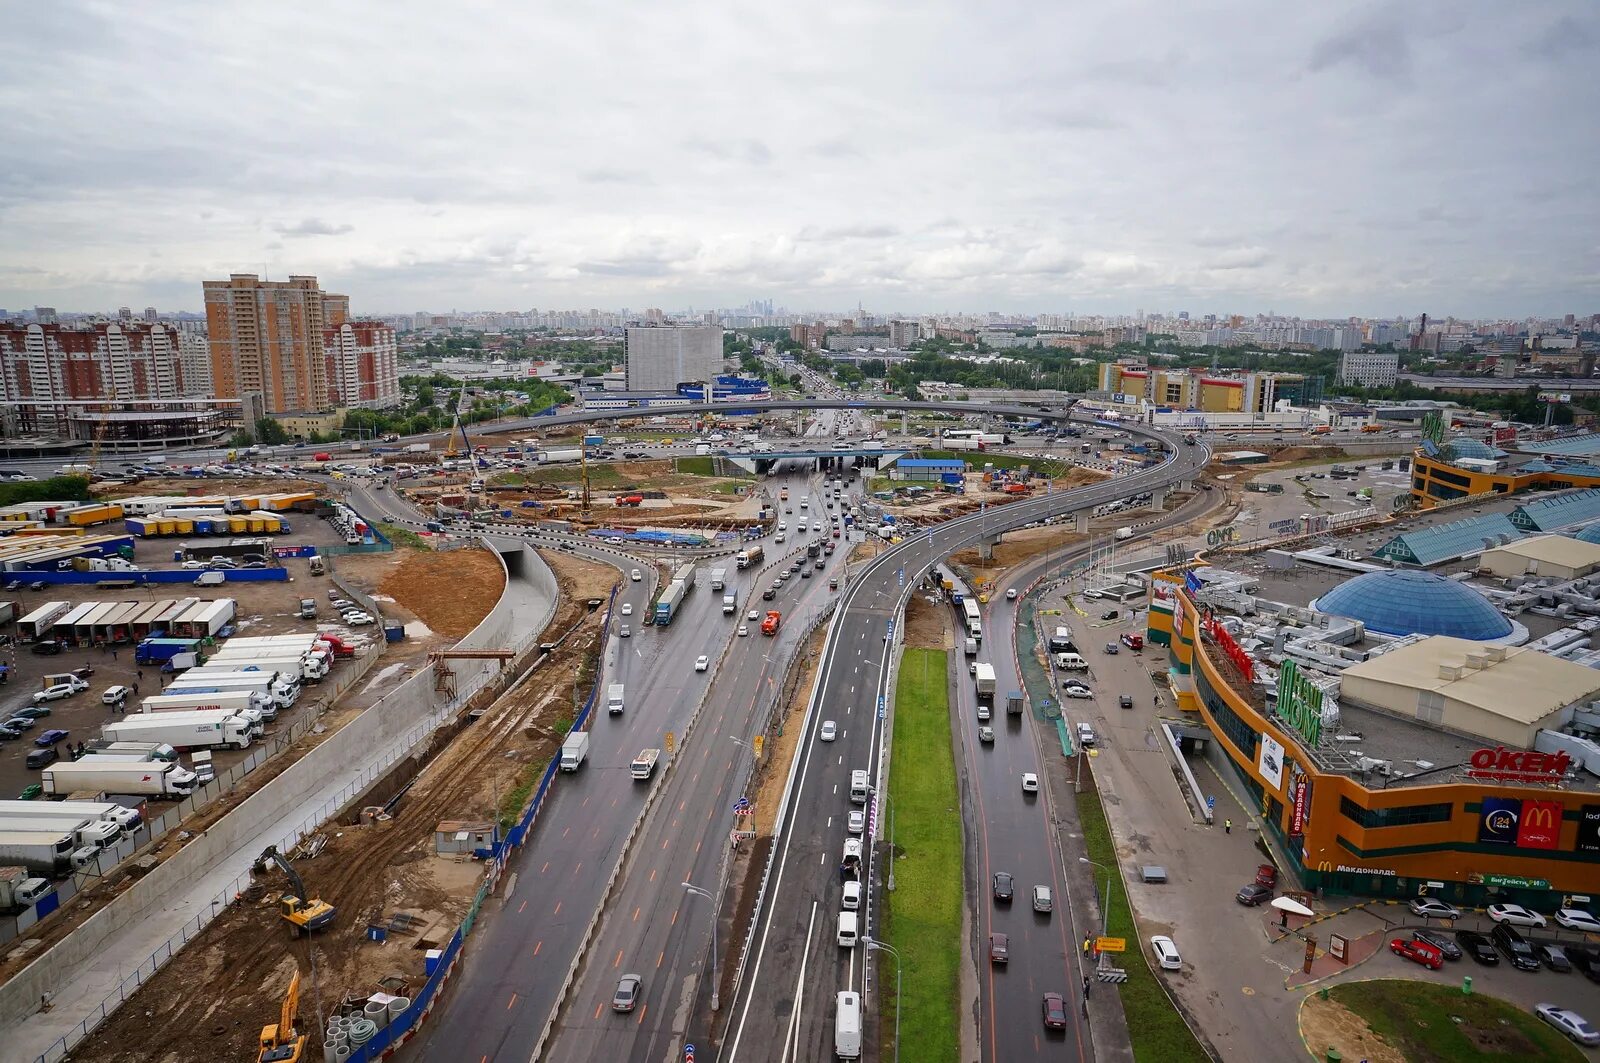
1236 883 1272 906
30 641 63 656
1568 946 1600 984
992 872 1014 904
1456 930 1500 965
1412 929 1462 961
1490 923 1540 971
1537 943 1572 973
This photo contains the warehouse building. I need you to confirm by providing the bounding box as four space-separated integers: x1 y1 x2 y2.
1479 534 1600 581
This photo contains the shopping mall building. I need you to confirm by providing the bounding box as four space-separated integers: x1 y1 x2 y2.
1147 566 1600 909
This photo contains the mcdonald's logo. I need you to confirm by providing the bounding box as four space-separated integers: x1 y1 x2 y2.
1516 799 1562 850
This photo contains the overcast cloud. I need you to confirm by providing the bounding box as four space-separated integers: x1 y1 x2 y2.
0 0 1594 318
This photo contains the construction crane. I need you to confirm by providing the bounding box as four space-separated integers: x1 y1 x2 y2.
441 386 472 460
258 971 307 1063
254 846 337 935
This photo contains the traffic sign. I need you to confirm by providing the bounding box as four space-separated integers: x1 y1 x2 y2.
685 1044 695 1063
1095 936 1127 953
665 731 676 753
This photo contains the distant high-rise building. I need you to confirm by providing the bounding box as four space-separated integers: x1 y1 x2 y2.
888 320 922 347
324 320 400 409
0 321 193 433
34 307 57 325
203 274 340 413
176 322 212 396
1337 349 1400 389
117 306 132 322
624 326 723 391
143 306 158 323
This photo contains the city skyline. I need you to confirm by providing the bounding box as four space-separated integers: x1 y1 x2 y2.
1 2 1596 317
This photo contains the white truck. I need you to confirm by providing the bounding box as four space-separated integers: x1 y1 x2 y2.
559 731 590 772
0 816 120 850
0 830 81 877
42 760 199 799
167 672 298 709
722 592 737 615
630 748 660 780
1115 526 1135 541
735 545 764 570
0 865 53 912
0 799 142 832
709 568 728 592
974 662 997 704
607 683 625 716
141 689 267 716
207 653 321 682
103 709 257 751
83 740 179 763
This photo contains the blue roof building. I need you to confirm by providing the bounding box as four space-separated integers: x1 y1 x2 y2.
1311 570 1513 641
1369 512 1524 567
893 457 966 482
1510 488 1600 532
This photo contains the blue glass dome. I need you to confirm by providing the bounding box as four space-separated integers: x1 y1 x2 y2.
1441 437 1501 463
1574 524 1600 545
1312 570 1512 640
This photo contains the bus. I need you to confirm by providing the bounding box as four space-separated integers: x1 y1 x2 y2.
939 429 1012 451
961 598 982 640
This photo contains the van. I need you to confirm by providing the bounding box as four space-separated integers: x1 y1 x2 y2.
101 685 129 706
1055 652 1088 671
834 991 862 1059
964 637 977 657
837 911 859 947
849 769 870 804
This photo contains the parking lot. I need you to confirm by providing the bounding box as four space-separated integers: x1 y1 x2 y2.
0 507 360 802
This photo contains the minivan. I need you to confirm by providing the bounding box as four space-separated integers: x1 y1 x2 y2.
835 991 862 1059
1055 652 1088 671
837 911 859 947
849 769 870 804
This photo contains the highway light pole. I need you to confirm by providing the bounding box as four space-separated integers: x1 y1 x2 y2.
884 791 896 892
865 937 902 1063
682 881 719 1011
1079 856 1113 940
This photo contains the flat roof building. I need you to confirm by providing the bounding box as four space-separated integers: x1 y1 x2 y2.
1479 534 1600 580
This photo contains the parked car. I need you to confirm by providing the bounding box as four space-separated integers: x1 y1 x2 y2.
846 810 865 835
1042 992 1067 1031
1492 923 1542 971
1555 908 1600 933
0 724 23 742
1411 929 1461 960
30 641 64 656
34 680 86 703
1075 723 1097 747
1236 883 1273 907
11 706 51 720
1150 935 1182 971
1409 898 1462 921
2 716 35 731
1536 943 1572 973
1061 681 1092 699
1568 946 1600 983
992 872 1014 904
1456 930 1500 965
34 728 70 747
1534 1004 1600 1047
1488 903 1547 929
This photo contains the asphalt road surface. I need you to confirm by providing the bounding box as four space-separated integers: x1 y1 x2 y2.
719 430 1207 1062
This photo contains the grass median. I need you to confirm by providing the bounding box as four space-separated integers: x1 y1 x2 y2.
1076 790 1210 1063
881 647 962 1062
1325 980 1584 1062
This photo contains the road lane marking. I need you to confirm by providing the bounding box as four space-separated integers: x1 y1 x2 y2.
540 861 550 874
553 901 561 916
592 1001 602 1020
613 948 622 968
533 940 541 956
633 906 641 922
506 992 518 1010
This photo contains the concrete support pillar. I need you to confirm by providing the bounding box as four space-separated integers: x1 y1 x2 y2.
1149 486 1167 512
1075 511 1090 534
978 538 995 562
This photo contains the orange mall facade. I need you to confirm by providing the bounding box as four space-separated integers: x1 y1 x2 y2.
1147 578 1600 910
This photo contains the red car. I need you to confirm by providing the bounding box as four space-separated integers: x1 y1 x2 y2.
1389 937 1443 970
1042 992 1067 1030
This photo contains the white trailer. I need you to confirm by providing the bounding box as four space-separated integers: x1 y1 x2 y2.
17 602 71 641
0 830 78 877
142 689 265 715
42 760 199 798
0 799 142 832
105 709 257 750
204 653 322 681
0 816 120 849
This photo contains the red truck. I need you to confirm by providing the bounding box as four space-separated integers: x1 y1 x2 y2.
1120 633 1144 651
615 495 644 507
1002 482 1029 495
761 611 781 636
312 452 332 462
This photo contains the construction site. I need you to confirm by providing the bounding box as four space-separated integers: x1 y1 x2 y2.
61 548 616 1063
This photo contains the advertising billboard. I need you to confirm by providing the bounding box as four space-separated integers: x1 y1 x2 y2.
1478 796 1522 846
1578 805 1600 854
1290 778 1310 837
1516 799 1563 850
1257 733 1285 791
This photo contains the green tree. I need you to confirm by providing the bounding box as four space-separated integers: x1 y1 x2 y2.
254 417 292 444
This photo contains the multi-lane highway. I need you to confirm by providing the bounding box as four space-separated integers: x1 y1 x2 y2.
720 424 1208 1061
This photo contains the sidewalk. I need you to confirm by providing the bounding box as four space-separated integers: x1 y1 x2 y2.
8 569 554 1062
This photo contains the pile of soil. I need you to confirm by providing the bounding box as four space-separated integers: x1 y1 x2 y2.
378 549 506 638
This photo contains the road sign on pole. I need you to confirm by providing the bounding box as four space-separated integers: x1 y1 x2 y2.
1095 936 1127 953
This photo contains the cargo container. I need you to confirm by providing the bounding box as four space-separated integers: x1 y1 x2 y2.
1005 690 1024 715
536 449 584 464
134 637 203 665
18 601 71 641
0 816 120 850
709 568 728 592
974 663 996 702
101 710 255 752
172 599 236 638
654 581 688 626
82 740 178 763
0 799 141 832
43 760 199 798
559 731 590 772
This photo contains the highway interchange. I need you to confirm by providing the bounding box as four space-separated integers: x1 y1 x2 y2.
23 394 1207 1060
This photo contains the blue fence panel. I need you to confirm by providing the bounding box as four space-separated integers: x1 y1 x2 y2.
10 568 289 586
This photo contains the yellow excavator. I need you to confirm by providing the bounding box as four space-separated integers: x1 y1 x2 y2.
258 971 306 1063
254 846 337 935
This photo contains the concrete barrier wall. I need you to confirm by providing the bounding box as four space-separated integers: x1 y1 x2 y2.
4 544 550 1046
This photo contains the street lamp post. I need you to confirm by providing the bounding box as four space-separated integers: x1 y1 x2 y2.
884 792 896 892
865 938 902 1063
1079 856 1112 943
682 881 720 1011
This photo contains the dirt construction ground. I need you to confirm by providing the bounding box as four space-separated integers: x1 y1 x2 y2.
1298 991 1406 1063
67 549 616 1063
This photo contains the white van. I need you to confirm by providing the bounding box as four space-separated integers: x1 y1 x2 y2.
837 911 858 947
849 769 871 804
1055 652 1089 671
835 990 862 1059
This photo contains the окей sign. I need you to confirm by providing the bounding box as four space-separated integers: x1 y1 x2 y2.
1467 747 1573 784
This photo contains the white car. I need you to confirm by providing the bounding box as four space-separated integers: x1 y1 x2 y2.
346 614 375 626
1150 935 1182 971
1535 1004 1600 1047
619 624 631 638
694 655 709 672
1555 908 1600 933
1076 723 1098 747
846 809 865 834
1061 683 1093 700
1487 903 1547 928
179 559 207 570
737 625 749 637
630 569 642 582
1021 772 1039 793
620 602 633 616
747 609 759 621
842 880 862 910
819 720 837 742
1006 588 1018 600
34 680 88 703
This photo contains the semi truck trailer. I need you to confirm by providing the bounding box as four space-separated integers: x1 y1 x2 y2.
103 710 256 751
42 760 199 798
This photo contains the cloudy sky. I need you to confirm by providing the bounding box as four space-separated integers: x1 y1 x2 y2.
1 1 1595 318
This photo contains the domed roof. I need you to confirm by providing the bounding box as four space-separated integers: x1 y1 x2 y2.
1574 523 1600 546
1441 437 1502 463
1311 570 1512 640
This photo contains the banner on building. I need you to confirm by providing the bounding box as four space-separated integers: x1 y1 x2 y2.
1478 796 1522 846
1516 799 1563 850
1290 778 1310 837
1578 805 1600 854
1257 733 1285 791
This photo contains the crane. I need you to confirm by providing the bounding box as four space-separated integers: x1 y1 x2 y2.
441 386 472 460
253 846 337 935
258 971 307 1063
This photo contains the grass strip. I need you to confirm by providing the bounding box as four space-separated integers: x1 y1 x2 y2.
1075 790 1210 1063
881 648 962 1062
1328 980 1583 1063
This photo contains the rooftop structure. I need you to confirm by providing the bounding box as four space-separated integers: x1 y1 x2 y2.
1479 534 1600 580
1311 569 1513 640
1369 513 1525 567
1509 488 1600 532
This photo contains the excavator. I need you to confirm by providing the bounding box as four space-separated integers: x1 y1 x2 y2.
258 971 307 1063
254 846 337 935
